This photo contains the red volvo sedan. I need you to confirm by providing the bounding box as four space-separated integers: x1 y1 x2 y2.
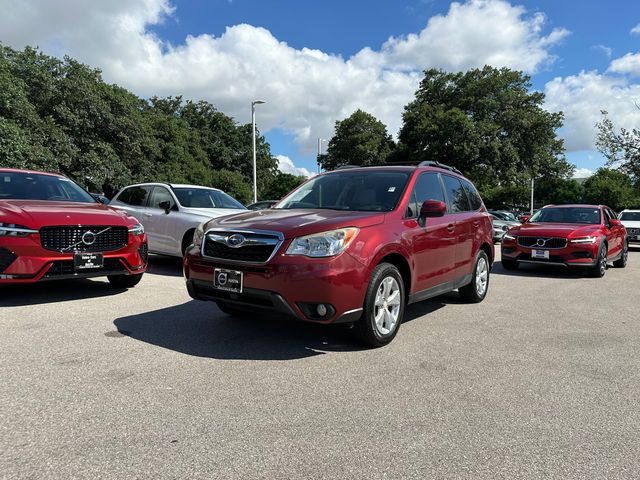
0 169 147 287
501 204 628 277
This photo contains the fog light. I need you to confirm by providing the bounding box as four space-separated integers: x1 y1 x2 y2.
316 304 328 317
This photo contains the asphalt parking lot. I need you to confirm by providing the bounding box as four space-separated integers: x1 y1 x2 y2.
2 249 640 480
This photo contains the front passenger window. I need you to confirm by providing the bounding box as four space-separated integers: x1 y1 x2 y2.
149 187 176 210
406 172 447 218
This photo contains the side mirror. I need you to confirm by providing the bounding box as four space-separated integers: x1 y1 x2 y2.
158 200 172 214
609 219 622 227
419 200 446 226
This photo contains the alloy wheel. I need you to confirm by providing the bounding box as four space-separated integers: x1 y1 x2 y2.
373 276 401 336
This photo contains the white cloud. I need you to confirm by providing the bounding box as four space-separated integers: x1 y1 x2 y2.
609 52 640 76
631 23 640 35
573 167 594 178
276 155 313 178
544 70 640 151
592 44 612 59
0 0 569 153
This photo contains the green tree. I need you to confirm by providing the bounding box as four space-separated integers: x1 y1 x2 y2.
261 172 306 200
536 177 584 206
582 168 636 211
398 66 571 189
320 109 395 170
596 110 640 181
209 169 253 205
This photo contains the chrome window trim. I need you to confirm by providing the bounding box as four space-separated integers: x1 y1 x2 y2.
201 228 285 264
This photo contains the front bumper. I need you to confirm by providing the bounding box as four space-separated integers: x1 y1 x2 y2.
501 239 598 267
183 247 368 324
0 233 148 284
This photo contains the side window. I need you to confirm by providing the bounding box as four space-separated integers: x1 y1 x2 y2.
118 186 150 207
442 175 470 213
461 179 482 211
406 173 447 218
149 187 176 210
603 208 612 225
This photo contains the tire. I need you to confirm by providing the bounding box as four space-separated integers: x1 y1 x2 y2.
588 243 607 278
182 229 195 256
459 250 490 303
107 273 143 288
501 258 518 270
355 263 405 347
613 242 628 268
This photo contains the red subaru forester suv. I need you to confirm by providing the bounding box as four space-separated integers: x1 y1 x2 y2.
184 162 494 346
501 204 628 277
0 169 148 287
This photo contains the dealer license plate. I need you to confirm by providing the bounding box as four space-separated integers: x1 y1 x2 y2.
74 253 104 269
213 268 243 293
531 249 550 260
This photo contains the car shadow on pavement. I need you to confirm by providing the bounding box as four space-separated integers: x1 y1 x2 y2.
113 300 365 360
491 260 587 279
0 279 126 307
145 254 184 278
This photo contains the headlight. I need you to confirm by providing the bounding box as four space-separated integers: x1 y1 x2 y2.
0 223 38 237
128 223 145 236
193 222 205 247
503 233 516 241
286 228 359 258
570 236 597 244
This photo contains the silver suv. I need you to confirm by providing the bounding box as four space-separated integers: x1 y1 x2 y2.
111 183 246 257
619 209 640 245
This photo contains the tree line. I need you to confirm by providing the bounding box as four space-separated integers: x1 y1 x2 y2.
0 45 304 204
320 67 640 212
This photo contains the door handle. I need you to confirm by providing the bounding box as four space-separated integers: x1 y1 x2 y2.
144 213 152 217
447 224 455 233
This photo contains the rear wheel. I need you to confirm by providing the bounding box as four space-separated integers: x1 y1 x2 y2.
613 242 628 268
355 263 405 347
107 273 143 288
588 243 607 278
459 251 490 303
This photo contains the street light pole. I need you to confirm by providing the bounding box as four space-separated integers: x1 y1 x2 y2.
251 100 265 204
530 176 535 215
317 138 327 173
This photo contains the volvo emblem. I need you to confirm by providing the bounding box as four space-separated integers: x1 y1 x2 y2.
536 238 546 247
82 231 97 246
227 234 246 248
217 272 228 285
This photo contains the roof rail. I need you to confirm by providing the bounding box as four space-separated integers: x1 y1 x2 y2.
418 161 462 175
335 165 361 170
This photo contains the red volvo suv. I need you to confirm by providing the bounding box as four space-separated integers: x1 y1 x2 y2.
0 169 148 287
501 204 628 277
184 162 494 346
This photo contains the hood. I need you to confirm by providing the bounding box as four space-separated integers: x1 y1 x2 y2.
510 222 601 238
205 208 386 239
182 207 246 219
0 200 135 228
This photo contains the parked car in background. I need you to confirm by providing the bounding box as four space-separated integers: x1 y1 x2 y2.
90 193 110 205
247 200 278 210
501 204 628 277
111 183 246 257
489 210 520 223
618 209 640 245
490 214 520 243
184 162 494 347
0 169 147 287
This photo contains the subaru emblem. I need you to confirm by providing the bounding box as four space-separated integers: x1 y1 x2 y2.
227 234 246 248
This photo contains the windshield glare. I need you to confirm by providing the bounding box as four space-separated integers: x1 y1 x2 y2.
173 188 245 209
276 171 410 212
620 211 640 221
0 172 96 203
530 207 601 225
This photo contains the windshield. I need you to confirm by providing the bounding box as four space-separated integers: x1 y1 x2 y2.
620 211 640 221
276 171 410 212
0 171 96 203
529 207 601 225
173 187 245 210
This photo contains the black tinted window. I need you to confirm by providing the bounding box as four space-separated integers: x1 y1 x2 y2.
149 187 176 209
407 173 446 218
0 172 95 203
461 179 482 210
442 175 470 213
118 186 150 206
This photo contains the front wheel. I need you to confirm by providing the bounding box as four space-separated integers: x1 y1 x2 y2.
355 263 405 347
459 251 490 303
588 243 607 278
107 273 143 288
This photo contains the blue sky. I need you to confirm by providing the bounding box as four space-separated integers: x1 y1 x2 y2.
2 0 640 177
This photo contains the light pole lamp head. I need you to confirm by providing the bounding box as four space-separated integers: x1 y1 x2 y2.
252 100 266 106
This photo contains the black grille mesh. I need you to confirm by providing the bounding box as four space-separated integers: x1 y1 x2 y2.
44 258 126 278
0 248 17 273
203 239 275 262
517 237 567 249
40 226 129 253
138 243 148 263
